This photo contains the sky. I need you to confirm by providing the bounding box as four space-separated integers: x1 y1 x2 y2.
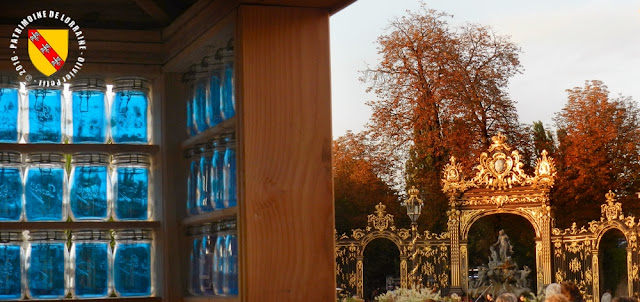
329 0 640 138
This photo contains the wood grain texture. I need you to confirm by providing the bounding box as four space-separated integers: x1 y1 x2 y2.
237 5 335 301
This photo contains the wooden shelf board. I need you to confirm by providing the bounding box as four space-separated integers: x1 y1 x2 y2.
182 207 237 226
0 221 161 230
181 117 237 149
183 296 239 302
19 298 162 302
0 144 160 154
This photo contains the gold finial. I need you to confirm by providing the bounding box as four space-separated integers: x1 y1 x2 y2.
408 186 419 197
374 202 387 216
605 190 616 203
491 133 507 145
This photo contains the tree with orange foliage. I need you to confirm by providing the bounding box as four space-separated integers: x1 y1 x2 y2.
333 131 409 234
361 5 525 231
553 80 640 228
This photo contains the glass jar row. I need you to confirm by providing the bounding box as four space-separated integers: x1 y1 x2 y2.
0 75 150 144
0 152 152 222
186 41 235 136
186 134 236 216
0 229 153 300
187 220 237 297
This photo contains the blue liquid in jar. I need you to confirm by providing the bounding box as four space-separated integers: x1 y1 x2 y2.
186 97 196 136
27 89 62 143
222 234 238 295
25 167 64 221
0 245 22 299
221 62 235 120
188 236 201 296
198 151 213 213
212 235 225 295
207 71 223 127
28 243 66 299
223 141 236 208
194 80 208 132
211 143 224 210
114 242 151 297
115 167 149 220
199 233 215 295
74 242 109 298
187 157 199 216
111 90 148 143
0 88 19 143
70 166 108 220
0 168 22 221
71 90 106 143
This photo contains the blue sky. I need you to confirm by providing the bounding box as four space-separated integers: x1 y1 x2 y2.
329 0 640 138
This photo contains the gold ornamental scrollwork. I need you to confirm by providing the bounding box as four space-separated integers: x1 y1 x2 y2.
472 133 532 190
531 150 556 190
569 258 582 273
367 203 396 232
602 190 623 222
442 156 474 195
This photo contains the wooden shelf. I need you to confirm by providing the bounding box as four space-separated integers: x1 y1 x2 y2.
183 296 238 302
181 117 236 149
0 221 161 230
181 207 237 226
23 298 162 302
0 143 160 154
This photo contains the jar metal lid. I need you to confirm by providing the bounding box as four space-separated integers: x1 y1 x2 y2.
26 153 65 164
29 230 67 241
113 77 149 92
72 78 106 91
0 231 22 243
114 229 152 241
72 230 111 241
71 153 110 164
113 153 150 165
0 151 21 164
0 74 19 88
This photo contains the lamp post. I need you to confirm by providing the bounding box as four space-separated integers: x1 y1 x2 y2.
402 186 423 238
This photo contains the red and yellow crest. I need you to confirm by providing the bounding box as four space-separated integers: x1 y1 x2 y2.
27 29 68 76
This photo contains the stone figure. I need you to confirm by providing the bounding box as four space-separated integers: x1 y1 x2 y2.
490 245 499 263
476 265 489 288
492 229 513 262
517 266 531 288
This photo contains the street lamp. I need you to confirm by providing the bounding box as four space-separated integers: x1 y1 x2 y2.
402 186 423 237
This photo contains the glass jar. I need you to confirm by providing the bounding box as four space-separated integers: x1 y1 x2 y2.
0 231 23 300
220 42 235 120
0 74 20 143
69 78 108 143
186 148 200 216
205 54 223 128
113 230 152 297
198 144 214 213
222 220 238 295
25 153 66 221
0 151 23 221
222 134 237 208
212 224 225 296
69 153 110 221
211 137 224 210
71 230 110 298
187 226 202 296
26 230 67 299
25 80 63 143
199 223 217 295
112 153 151 221
111 78 149 144
183 70 197 137
193 73 208 133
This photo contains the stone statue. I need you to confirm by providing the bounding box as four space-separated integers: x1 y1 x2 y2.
517 266 531 288
492 229 513 262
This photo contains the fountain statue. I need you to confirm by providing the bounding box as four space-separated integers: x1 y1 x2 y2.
468 230 532 298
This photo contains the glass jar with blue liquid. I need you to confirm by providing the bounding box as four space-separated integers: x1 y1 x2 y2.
222 134 237 208
26 230 67 299
25 80 63 143
0 74 20 143
210 137 224 210
113 230 152 297
183 71 197 137
69 153 110 221
187 225 203 296
193 71 209 133
69 78 108 143
212 223 225 296
198 144 214 213
0 231 23 300
0 152 23 221
111 78 149 144
199 223 217 295
222 220 238 296
25 153 66 221
185 148 199 216
71 230 111 299
220 41 235 121
203 53 223 128
112 154 151 221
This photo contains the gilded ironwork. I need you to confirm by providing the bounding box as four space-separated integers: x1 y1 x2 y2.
368 203 396 232
602 190 623 222
531 150 556 190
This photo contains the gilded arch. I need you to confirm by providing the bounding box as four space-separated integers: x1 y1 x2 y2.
442 133 556 293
